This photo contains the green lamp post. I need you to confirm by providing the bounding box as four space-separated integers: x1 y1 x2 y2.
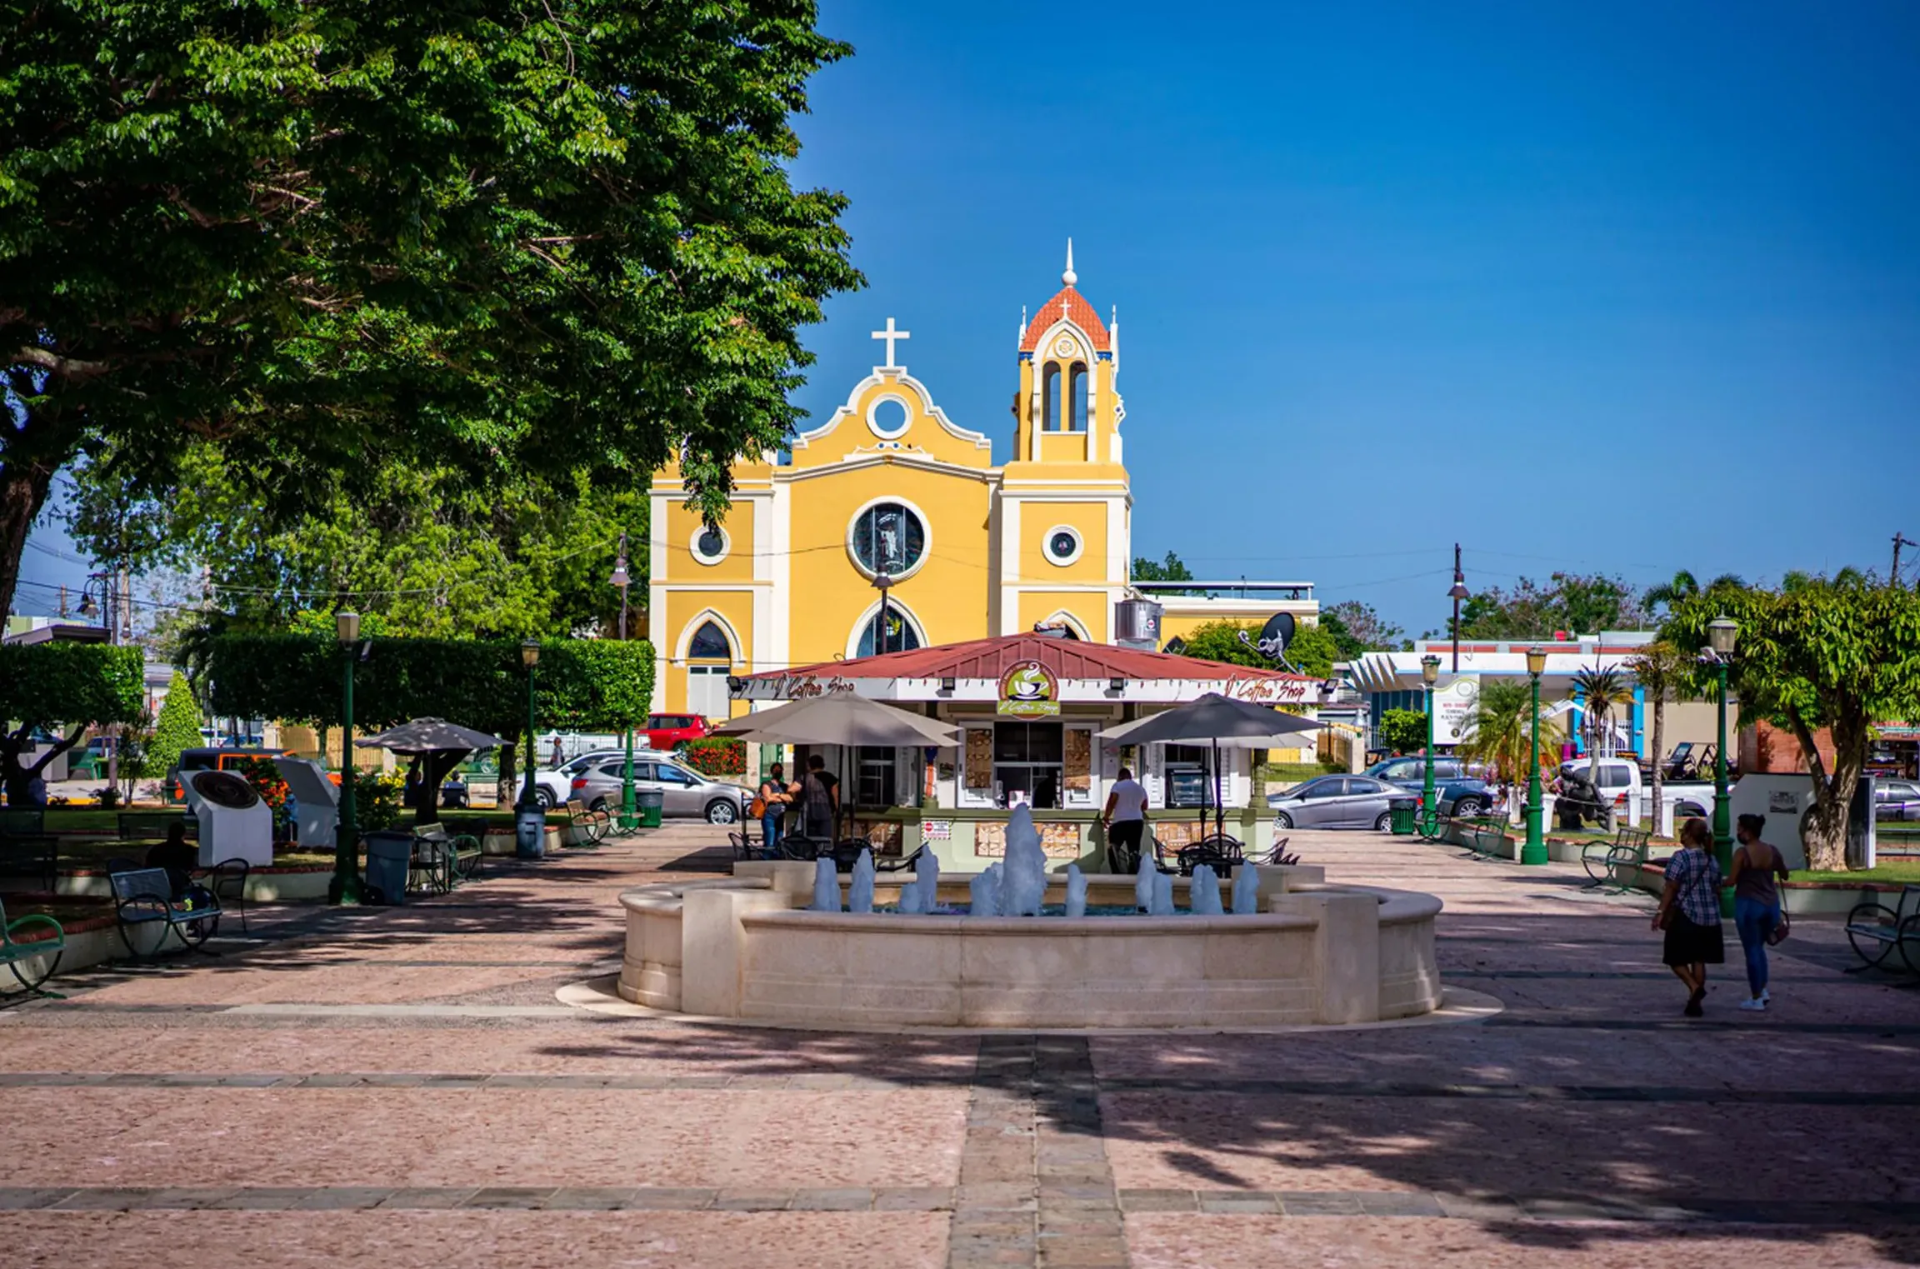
328 610 366 904
1419 654 1441 834
515 639 545 859
611 537 636 831
1521 644 1549 865
1706 616 1739 914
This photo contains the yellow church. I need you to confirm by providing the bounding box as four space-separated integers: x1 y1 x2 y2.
648 247 1317 720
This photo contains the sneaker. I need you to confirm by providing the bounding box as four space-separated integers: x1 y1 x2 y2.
1760 988 1771 1004
1738 998 1767 1011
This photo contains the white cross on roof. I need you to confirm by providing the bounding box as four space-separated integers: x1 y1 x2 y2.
871 317 910 368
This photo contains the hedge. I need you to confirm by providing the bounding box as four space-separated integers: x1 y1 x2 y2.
206 635 654 739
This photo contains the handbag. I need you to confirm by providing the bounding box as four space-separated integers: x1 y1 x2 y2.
1768 889 1791 946
748 794 767 819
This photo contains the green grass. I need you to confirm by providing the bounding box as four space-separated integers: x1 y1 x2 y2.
1796 861 1920 885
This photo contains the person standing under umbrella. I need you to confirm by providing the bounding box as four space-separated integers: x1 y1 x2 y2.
799 753 840 840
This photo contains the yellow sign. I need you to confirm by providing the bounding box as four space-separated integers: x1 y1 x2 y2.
996 660 1060 717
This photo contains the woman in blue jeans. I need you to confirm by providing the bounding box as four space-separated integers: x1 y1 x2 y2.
1728 813 1791 1011
757 763 793 859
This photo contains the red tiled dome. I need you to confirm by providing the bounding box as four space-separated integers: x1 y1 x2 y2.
1020 286 1111 353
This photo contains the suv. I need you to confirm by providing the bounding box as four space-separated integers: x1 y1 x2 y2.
1363 757 1494 817
643 713 714 750
534 748 671 809
570 756 747 823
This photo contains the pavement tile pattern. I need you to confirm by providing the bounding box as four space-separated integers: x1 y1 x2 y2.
5 823 1920 1267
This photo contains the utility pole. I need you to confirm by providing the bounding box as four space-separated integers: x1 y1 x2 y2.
1894 533 1918 588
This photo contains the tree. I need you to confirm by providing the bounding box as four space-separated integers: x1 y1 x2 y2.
1131 551 1194 584
1456 679 1564 787
1378 709 1430 756
147 671 205 785
1174 620 1340 679
1458 573 1649 640
1663 576 1920 870
1627 640 1693 828
1320 601 1405 658
1 2 862 618
1645 570 1746 614
1568 664 1634 782
0 642 144 802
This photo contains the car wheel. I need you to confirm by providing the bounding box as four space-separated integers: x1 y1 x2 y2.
706 800 738 824
591 798 610 813
1678 801 1706 818
1373 811 1393 832
536 788 555 810
1454 798 1486 818
1273 812 1293 830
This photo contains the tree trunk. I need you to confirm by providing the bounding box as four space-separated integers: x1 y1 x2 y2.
1 724 84 804
0 457 58 621
1790 705 1869 871
497 742 517 808
1648 700 1665 836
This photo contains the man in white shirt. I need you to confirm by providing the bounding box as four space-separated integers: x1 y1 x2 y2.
1102 767 1150 873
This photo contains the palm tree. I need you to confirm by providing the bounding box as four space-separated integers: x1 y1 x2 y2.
1457 680 1563 793
1646 570 1747 613
1569 664 1634 781
1627 640 1692 829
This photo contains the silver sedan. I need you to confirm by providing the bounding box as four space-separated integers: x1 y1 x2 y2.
1267 775 1402 831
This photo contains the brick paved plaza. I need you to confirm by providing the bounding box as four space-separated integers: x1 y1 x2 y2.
6 827 1919 1268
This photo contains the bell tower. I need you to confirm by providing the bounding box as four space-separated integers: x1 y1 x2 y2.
993 242 1132 639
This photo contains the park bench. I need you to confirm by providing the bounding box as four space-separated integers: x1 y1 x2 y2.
562 799 611 848
0 896 65 995
117 812 188 841
0 832 57 893
109 866 223 959
1457 820 1510 862
1845 884 1920 976
1582 825 1653 892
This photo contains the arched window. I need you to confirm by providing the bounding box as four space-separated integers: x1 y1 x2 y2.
688 620 733 661
1068 363 1088 432
857 607 924 658
1042 363 1062 432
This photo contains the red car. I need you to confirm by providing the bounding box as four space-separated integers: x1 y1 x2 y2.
643 712 714 750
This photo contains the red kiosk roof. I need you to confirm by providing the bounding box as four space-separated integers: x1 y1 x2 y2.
745 633 1318 685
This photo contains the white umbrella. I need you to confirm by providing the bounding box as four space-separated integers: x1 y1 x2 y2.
1100 693 1324 842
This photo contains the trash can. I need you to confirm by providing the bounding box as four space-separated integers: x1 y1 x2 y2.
636 789 664 829
1388 797 1418 835
515 806 546 859
364 830 414 904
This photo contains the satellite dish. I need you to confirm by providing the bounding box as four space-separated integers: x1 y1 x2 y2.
191 769 261 810
1259 613 1297 653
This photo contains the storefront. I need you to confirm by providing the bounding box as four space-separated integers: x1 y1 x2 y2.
733 632 1325 871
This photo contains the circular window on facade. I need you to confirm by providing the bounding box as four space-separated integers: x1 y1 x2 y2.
1043 526 1083 567
691 525 729 566
850 502 927 578
867 394 911 439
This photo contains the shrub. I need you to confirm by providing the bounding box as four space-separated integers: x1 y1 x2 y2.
1378 708 1431 755
231 756 291 811
681 737 746 777
346 768 404 832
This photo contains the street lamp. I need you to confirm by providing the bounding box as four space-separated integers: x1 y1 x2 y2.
1448 544 1470 672
1420 654 1441 834
872 572 895 655
329 611 366 904
611 535 636 830
1522 645 1549 865
1705 616 1739 911
516 639 544 859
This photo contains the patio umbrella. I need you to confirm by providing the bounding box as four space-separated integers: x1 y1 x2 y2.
715 694 959 840
356 718 504 825
1099 694 1324 843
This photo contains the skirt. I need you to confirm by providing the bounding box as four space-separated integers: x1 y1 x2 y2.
1663 912 1726 966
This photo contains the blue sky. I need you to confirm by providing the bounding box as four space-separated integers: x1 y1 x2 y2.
18 2 1920 637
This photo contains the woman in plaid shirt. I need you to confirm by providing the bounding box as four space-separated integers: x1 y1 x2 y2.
1656 818 1726 1017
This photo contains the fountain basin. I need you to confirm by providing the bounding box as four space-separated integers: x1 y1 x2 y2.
617 865 1442 1030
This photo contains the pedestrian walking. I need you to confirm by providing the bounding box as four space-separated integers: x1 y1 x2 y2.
1101 767 1150 873
799 753 839 840
756 762 792 859
1654 817 1725 1017
1729 812 1791 1010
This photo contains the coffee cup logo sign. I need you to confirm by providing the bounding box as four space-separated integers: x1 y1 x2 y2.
997 661 1061 716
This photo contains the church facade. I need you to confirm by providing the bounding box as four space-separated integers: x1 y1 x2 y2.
648 250 1138 719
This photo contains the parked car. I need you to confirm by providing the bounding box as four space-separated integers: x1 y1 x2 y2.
1363 758 1495 818
570 756 748 823
534 748 672 809
1874 779 1920 822
642 713 715 750
1268 775 1402 831
1561 757 1712 820
168 747 339 802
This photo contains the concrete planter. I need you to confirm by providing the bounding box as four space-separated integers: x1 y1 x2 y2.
481 826 562 856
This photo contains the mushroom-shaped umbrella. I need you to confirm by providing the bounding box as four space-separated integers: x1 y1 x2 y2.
355 718 504 824
1099 693 1324 844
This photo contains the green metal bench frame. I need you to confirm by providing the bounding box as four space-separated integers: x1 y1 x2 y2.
1583 826 1653 893
109 867 224 959
1845 884 1920 975
0 896 65 996
562 799 612 848
409 825 482 893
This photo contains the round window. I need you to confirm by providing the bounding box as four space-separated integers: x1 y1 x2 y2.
1043 526 1083 566
851 502 927 577
867 395 911 439
691 525 729 565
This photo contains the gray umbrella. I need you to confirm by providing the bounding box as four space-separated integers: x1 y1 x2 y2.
1099 694 1324 843
356 718 504 825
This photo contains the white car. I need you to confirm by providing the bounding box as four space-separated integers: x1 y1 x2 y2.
534 748 671 808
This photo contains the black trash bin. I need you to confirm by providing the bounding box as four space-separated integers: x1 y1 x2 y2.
364 830 415 904
1388 797 1418 835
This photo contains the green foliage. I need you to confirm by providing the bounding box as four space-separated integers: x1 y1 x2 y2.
147 672 204 781
347 769 404 833
1662 575 1920 869
1645 570 1746 614
1131 551 1194 583
230 756 290 812
1283 623 1342 679
1457 680 1563 785
1568 664 1633 757
1458 573 1649 640
681 737 746 777
1174 621 1272 670
1378 709 1431 755
1321 601 1405 657
0 1 861 616
0 643 146 797
206 636 655 738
